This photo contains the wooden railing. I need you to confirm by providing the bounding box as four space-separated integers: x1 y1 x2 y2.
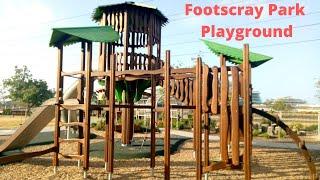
115 52 163 71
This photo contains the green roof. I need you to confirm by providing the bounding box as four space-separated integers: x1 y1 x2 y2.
49 26 120 47
92 2 168 24
202 40 273 68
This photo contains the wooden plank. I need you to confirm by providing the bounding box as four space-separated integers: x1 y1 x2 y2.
189 80 193 106
183 79 189 105
211 67 219 114
220 55 229 163
195 58 203 180
164 50 171 180
231 67 240 166
202 65 209 112
123 11 129 70
179 80 185 102
171 68 196 74
83 42 92 171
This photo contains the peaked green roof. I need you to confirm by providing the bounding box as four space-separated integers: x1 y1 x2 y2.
49 26 120 47
202 40 273 68
92 2 168 24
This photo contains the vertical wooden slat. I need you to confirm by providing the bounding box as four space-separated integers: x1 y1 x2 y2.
243 44 251 180
220 55 229 163
189 80 193 106
83 42 92 171
195 58 202 180
123 11 129 70
183 79 189 105
231 67 240 166
108 54 116 174
202 65 209 112
204 113 209 167
211 67 218 114
179 80 185 102
53 45 63 168
164 50 171 180
77 42 85 159
98 13 107 72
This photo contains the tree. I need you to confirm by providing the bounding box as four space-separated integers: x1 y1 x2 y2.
271 99 293 111
316 80 320 101
3 66 54 115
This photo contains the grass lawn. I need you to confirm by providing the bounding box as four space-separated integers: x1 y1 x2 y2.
0 115 55 129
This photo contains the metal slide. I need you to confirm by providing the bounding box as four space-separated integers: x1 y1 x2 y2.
252 108 318 180
0 82 79 153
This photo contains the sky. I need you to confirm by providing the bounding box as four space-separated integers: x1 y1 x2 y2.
0 0 319 104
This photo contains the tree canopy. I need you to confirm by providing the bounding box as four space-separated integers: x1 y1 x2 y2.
3 66 54 110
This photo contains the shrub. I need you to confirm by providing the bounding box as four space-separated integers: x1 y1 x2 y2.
305 124 318 132
95 119 106 131
3 109 12 115
253 129 261 137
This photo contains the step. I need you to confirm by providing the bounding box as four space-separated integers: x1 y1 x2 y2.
59 122 84 127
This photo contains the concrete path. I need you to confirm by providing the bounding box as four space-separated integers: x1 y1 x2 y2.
170 130 320 151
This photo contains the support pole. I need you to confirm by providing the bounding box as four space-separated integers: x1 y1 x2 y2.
83 42 92 175
107 54 116 178
53 45 63 172
231 67 240 166
77 42 85 166
164 50 171 180
243 44 251 180
195 57 203 180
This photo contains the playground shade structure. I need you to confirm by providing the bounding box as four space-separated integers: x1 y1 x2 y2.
202 39 273 67
49 26 120 47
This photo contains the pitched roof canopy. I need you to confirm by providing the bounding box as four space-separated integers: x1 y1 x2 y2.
49 26 120 47
202 40 273 68
92 1 168 25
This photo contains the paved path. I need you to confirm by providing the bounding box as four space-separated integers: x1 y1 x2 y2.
170 130 320 151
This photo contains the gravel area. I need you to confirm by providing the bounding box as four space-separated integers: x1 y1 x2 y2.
0 132 319 179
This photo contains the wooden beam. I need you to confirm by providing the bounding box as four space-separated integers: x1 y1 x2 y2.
242 44 251 180
231 67 240 166
53 45 63 167
107 54 116 174
164 50 171 180
83 42 92 171
220 55 229 163
195 57 203 180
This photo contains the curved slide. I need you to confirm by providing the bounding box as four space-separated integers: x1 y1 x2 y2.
252 108 318 180
0 83 78 153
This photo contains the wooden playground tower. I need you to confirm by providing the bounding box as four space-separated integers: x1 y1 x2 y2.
49 2 318 180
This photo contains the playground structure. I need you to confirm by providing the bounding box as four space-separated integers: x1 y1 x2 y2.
0 2 318 180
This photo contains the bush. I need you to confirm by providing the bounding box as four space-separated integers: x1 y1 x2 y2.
2 109 12 115
305 124 318 132
253 129 261 137
95 119 106 131
290 123 304 132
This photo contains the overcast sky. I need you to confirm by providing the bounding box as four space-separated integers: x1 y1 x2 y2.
0 0 319 104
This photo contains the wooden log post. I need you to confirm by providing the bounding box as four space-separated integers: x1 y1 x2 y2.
107 54 116 179
149 15 156 175
220 55 229 163
195 57 203 180
83 42 92 173
77 42 85 165
243 44 251 180
231 67 240 166
53 45 63 172
164 50 171 180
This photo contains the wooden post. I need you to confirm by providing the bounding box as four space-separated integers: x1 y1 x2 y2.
243 44 251 180
220 55 229 163
204 113 209 167
83 42 92 172
77 42 85 162
231 67 240 166
107 53 116 178
164 50 171 180
53 45 63 171
195 58 202 180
